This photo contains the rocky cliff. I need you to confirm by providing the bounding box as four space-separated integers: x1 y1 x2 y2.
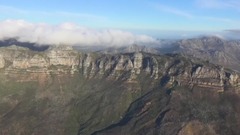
1 45 240 92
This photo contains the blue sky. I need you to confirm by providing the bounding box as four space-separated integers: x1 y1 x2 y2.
0 0 240 40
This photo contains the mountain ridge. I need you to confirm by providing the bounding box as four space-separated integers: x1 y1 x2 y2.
0 38 240 135
0 45 239 91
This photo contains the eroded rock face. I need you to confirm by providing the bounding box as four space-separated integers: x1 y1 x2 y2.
133 53 143 74
29 54 49 68
229 73 240 85
1 45 240 92
0 54 5 68
12 54 49 68
1 46 78 74
178 121 217 135
115 55 133 71
47 46 78 66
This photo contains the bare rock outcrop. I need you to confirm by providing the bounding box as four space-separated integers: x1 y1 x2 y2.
1 45 240 92
0 54 5 68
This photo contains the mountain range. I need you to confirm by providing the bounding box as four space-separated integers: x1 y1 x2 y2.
0 37 240 135
99 36 240 72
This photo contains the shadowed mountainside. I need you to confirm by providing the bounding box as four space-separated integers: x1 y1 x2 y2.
0 38 49 51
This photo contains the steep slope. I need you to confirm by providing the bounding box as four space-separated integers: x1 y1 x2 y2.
93 85 240 135
0 45 240 135
170 36 240 71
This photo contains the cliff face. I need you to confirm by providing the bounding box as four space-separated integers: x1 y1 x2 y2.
0 54 5 68
0 45 79 73
1 45 239 92
1 45 240 135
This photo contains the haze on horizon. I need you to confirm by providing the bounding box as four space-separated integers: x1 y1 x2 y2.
0 0 240 46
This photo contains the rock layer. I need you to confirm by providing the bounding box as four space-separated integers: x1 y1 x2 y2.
0 45 240 92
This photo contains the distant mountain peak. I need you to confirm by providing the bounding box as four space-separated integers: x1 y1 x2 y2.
127 44 146 52
48 45 73 51
0 38 49 51
198 36 225 43
99 44 160 54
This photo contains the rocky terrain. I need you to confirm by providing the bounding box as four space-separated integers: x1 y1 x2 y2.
98 36 240 72
98 44 160 54
0 42 240 135
168 36 240 72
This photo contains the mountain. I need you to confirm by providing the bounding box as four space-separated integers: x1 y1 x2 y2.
0 38 49 51
97 36 240 73
98 44 160 54
0 45 240 135
161 36 240 71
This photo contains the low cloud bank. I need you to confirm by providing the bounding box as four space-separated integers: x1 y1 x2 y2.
0 20 159 46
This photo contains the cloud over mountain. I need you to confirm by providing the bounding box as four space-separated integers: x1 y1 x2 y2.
0 20 159 46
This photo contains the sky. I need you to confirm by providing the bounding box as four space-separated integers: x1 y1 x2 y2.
0 0 240 46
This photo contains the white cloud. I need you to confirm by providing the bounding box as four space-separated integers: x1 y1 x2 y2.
0 19 159 46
